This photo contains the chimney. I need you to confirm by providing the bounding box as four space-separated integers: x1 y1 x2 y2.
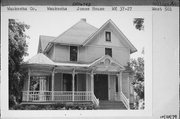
81 18 86 22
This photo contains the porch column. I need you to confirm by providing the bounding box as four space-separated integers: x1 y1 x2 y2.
86 73 88 91
108 74 110 100
72 69 75 101
51 68 55 101
119 71 122 101
127 74 130 109
86 73 89 101
27 69 31 101
90 70 94 101
128 75 130 100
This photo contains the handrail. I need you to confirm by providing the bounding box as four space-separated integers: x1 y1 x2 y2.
121 91 130 109
92 93 99 107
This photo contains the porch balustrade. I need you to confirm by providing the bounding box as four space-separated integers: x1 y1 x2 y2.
120 91 130 109
22 91 93 102
92 93 99 107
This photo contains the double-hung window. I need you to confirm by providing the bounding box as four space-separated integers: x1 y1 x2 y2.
70 46 78 61
105 48 112 57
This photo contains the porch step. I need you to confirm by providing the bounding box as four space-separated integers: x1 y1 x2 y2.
98 101 127 110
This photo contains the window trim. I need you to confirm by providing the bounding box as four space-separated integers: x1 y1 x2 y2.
69 45 78 62
105 47 112 57
105 31 111 42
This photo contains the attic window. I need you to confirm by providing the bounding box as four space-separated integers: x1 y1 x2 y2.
105 31 111 42
70 46 78 61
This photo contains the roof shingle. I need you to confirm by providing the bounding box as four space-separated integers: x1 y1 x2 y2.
51 20 98 45
26 53 54 65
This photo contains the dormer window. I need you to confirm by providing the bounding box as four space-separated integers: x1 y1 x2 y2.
105 48 112 57
105 31 111 42
70 46 78 61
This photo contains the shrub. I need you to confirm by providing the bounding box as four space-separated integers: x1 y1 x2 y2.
10 103 96 110
11 104 25 110
25 105 38 110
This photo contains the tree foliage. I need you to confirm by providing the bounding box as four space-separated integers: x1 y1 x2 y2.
128 56 144 109
9 19 30 107
133 18 144 31
130 57 144 81
129 57 144 99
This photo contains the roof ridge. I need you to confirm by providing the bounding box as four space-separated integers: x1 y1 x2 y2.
51 21 81 43
51 20 97 44
84 21 98 30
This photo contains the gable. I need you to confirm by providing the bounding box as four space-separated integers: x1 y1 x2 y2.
89 55 125 72
38 35 55 53
85 24 126 48
82 19 137 54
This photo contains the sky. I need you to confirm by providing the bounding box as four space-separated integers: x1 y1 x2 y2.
8 11 152 61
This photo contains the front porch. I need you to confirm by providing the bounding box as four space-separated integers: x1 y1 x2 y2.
22 69 100 106
22 54 130 109
22 91 94 103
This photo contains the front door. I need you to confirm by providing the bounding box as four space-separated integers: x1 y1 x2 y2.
63 74 72 91
94 74 108 100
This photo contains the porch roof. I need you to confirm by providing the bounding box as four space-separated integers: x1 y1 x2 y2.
25 53 54 66
24 53 125 72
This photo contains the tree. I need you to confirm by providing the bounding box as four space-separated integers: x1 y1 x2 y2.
133 18 144 31
9 19 30 107
130 57 144 99
130 57 144 81
128 56 144 109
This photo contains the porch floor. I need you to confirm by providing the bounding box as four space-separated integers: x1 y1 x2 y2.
97 101 127 110
21 101 93 105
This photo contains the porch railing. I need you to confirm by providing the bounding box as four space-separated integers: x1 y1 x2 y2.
22 91 92 102
120 91 130 109
92 93 99 107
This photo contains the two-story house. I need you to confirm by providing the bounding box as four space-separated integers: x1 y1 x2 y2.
22 18 137 109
